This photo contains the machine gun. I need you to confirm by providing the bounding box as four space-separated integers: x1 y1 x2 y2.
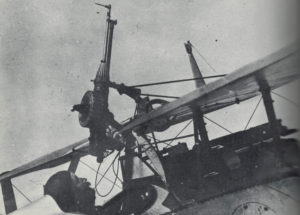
71 4 126 163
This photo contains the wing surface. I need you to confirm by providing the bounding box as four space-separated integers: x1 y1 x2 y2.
120 44 300 134
0 139 89 182
1 44 299 183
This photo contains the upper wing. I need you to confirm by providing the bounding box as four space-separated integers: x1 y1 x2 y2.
0 139 89 182
1 44 299 182
119 44 300 134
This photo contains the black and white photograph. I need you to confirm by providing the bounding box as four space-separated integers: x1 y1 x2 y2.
0 0 300 214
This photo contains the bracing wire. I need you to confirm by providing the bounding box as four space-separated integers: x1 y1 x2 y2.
204 116 232 134
190 42 219 75
272 91 300 108
165 120 193 147
12 183 32 203
244 96 262 130
144 134 170 149
150 134 194 145
129 75 225 88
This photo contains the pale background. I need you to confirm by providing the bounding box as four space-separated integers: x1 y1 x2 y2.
0 0 299 213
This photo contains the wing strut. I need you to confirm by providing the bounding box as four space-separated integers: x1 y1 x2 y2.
184 41 209 144
1 178 17 214
185 41 211 184
68 155 80 173
185 41 206 88
192 107 210 186
256 72 281 142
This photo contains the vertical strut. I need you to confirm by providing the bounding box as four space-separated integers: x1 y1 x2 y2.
68 156 80 173
192 108 209 145
256 72 281 142
192 107 210 187
1 178 17 214
192 108 202 187
185 41 211 185
185 41 209 146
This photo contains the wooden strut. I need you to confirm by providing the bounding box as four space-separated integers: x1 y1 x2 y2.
186 40 211 186
192 107 210 188
68 155 80 173
1 178 17 214
256 72 281 142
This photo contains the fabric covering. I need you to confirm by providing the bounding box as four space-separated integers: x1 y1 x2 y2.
9 195 82 215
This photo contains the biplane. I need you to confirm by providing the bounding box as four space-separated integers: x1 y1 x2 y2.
1 3 300 215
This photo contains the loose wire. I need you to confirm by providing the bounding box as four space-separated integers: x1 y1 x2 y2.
95 151 119 187
112 154 123 184
95 151 121 197
80 160 122 189
96 154 120 198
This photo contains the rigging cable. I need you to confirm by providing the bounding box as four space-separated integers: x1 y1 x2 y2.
151 134 194 145
204 116 232 134
244 96 262 130
129 75 226 88
166 120 193 147
146 134 170 148
147 134 169 146
272 91 300 108
12 183 32 203
190 42 219 75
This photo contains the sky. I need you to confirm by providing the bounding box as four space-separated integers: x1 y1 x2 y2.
0 0 299 213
